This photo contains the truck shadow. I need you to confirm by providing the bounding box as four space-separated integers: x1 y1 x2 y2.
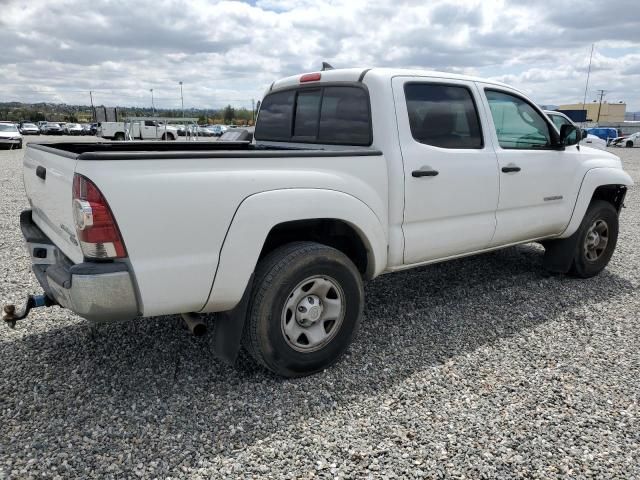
1 244 635 472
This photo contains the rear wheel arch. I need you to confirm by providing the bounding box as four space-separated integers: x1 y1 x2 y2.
203 189 387 312
259 218 370 278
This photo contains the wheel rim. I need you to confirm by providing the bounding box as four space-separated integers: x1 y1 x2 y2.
584 219 609 262
281 275 345 353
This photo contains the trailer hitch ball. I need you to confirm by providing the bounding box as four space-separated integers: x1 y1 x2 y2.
3 305 17 329
3 295 55 329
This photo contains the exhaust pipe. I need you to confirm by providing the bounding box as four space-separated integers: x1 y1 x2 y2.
181 313 207 337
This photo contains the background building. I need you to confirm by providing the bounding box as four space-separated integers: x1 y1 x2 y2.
558 101 626 123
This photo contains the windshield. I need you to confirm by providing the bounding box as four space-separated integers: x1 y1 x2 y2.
23 123 37 128
549 113 571 131
0 124 18 132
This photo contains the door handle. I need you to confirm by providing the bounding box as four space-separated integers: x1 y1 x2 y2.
412 166 439 177
501 165 521 173
36 166 46 180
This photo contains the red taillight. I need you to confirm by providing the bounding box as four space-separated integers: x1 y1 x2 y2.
72 174 127 259
300 72 321 83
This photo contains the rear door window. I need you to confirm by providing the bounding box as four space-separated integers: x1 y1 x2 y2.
256 86 371 146
404 83 483 149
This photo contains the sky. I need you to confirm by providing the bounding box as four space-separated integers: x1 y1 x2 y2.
1 0 639 110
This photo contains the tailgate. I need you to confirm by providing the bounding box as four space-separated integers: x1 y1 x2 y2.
23 145 84 264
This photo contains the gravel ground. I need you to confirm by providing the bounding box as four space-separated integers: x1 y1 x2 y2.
1 137 639 479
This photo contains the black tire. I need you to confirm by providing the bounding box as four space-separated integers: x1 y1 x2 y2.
568 200 619 278
161 133 175 141
113 132 125 141
243 241 364 377
626 140 634 148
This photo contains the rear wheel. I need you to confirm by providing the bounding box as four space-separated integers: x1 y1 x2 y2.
569 200 619 278
113 132 125 141
161 133 175 141
243 242 364 377
626 140 634 148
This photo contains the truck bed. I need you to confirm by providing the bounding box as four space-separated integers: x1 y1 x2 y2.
23 140 387 316
28 141 381 160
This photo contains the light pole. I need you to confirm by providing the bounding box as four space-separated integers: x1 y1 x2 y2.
150 88 155 116
179 81 184 119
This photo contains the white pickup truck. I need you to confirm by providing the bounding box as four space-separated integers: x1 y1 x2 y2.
97 120 179 141
5 67 633 377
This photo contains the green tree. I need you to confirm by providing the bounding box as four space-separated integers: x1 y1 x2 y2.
223 105 235 124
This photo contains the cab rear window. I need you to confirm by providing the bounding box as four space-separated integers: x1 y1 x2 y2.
255 85 372 146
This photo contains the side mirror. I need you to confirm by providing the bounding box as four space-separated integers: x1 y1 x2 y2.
581 129 589 140
560 124 580 146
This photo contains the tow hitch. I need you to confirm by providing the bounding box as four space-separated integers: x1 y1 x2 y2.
3 294 56 329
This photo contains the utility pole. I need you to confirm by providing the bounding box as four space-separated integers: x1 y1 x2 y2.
150 89 155 116
581 44 594 124
251 98 255 124
89 90 95 122
179 81 184 119
595 89 607 123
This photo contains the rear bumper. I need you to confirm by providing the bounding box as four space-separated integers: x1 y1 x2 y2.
0 138 22 145
21 210 139 322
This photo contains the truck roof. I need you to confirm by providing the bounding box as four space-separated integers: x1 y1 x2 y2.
269 67 516 94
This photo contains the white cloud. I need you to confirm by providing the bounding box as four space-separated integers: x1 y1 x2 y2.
1 0 639 109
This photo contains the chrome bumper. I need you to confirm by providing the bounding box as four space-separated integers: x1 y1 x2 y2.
21 210 139 322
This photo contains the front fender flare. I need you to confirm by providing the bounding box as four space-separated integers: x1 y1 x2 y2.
201 188 387 312
560 167 634 239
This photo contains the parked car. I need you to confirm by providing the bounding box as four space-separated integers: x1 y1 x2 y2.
19 123 40 135
0 122 23 149
609 131 640 148
193 125 214 137
64 123 84 135
40 122 63 135
585 127 618 144
7 67 633 377
544 111 607 150
80 123 98 135
207 125 227 137
97 120 179 141
174 124 211 137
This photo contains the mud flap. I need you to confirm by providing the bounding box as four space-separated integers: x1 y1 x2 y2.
211 274 254 365
542 232 580 274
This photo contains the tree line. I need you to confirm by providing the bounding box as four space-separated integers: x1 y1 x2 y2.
0 103 257 125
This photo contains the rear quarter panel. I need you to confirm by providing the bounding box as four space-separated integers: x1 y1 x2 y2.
75 154 388 316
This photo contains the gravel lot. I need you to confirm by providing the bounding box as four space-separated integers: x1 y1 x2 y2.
1 137 639 479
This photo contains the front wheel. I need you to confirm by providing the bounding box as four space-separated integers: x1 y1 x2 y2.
626 140 634 148
569 200 619 278
243 242 364 377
